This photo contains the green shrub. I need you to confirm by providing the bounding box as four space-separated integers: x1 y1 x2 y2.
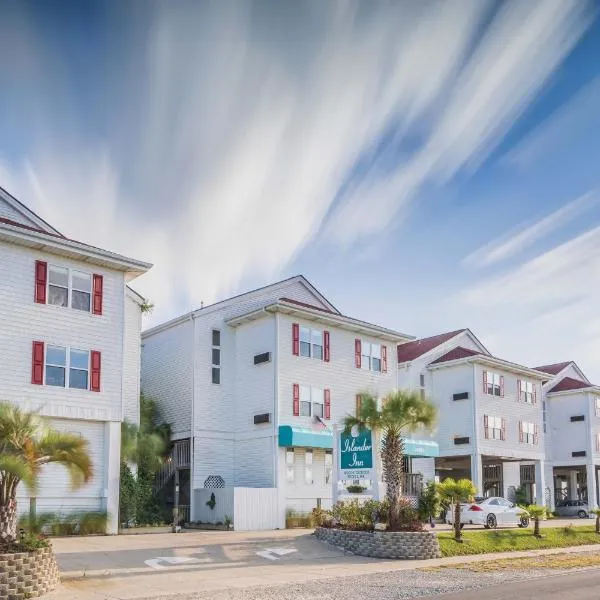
0 532 49 553
78 512 108 535
346 485 366 494
285 508 314 529
18 511 108 536
396 498 423 532
418 481 441 523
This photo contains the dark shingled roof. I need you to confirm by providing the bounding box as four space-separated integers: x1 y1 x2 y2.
429 346 481 365
534 361 572 376
548 377 595 394
397 329 466 363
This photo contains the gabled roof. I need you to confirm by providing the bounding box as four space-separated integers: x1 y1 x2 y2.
397 329 467 363
534 361 573 376
0 185 63 236
547 377 598 394
226 297 414 342
429 346 481 364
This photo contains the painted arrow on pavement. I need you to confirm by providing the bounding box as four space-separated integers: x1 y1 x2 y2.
256 548 298 561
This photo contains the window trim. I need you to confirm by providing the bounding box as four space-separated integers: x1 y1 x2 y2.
44 345 90 390
298 326 325 360
359 340 383 373
211 329 221 385
47 264 93 313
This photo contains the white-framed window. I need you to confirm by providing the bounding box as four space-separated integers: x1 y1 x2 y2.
520 381 535 403
485 415 504 440
299 327 323 359
300 385 312 416
299 385 325 417
595 397 600 417
48 265 92 312
286 449 295 483
211 329 221 384
485 371 502 396
325 451 333 484
543 400 547 433
522 421 536 444
361 342 381 372
305 449 314 485
45 346 90 389
419 373 426 400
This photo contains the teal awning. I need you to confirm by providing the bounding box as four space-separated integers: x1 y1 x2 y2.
404 439 439 458
278 426 439 457
278 425 333 449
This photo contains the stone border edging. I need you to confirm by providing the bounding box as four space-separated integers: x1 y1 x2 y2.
315 527 441 559
0 544 60 599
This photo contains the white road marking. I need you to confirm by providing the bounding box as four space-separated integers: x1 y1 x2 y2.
256 548 298 561
144 556 212 569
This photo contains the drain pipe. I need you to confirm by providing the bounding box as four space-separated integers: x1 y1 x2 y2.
189 312 197 523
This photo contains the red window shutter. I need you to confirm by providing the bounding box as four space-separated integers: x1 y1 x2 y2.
518 421 524 443
34 260 47 304
355 394 362 416
292 323 299 356
482 371 488 394
292 383 300 416
90 351 101 392
501 418 506 441
355 339 361 368
533 384 537 404
533 423 539 445
483 414 489 439
31 341 45 384
500 376 505 397
92 274 104 315
517 379 521 402
324 389 331 419
381 345 387 372
597 434 600 453
323 331 330 362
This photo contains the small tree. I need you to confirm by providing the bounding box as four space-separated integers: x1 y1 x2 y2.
343 390 436 531
438 478 476 542
526 504 546 537
0 403 92 542
590 508 600 534
418 481 441 526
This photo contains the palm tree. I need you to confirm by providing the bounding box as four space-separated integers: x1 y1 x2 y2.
526 504 546 537
344 390 437 531
0 402 92 542
438 478 477 541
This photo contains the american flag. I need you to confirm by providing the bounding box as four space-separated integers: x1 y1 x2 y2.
313 416 330 431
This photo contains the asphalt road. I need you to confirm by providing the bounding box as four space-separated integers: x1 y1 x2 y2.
435 569 600 599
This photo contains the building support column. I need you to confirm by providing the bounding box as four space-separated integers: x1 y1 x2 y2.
502 462 520 502
105 421 121 535
586 463 598 509
470 454 483 495
535 460 547 507
570 470 579 500
544 463 555 511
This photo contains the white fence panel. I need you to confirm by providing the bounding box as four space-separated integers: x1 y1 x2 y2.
193 488 234 524
233 488 278 531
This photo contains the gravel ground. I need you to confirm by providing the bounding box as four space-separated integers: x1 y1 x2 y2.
136 566 596 600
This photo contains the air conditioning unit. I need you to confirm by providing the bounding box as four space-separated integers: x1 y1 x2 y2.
454 436 470 445
453 392 469 401
254 352 272 365
254 413 271 425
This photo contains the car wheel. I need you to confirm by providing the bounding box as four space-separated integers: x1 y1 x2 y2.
486 514 497 529
518 516 530 528
578 510 587 519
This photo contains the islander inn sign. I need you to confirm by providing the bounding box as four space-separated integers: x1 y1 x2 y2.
339 428 374 479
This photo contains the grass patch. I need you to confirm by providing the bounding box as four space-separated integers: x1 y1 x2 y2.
438 526 600 557
425 551 600 572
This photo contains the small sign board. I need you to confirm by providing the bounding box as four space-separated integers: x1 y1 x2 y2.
339 428 374 480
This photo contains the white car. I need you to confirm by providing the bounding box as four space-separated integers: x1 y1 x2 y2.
446 496 530 529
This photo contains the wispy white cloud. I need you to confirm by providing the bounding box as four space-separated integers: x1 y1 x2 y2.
504 76 600 168
463 190 599 268
0 0 594 325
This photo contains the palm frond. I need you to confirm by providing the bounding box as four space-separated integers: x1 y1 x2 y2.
0 455 36 492
36 430 93 489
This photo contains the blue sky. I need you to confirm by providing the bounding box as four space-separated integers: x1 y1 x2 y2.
1 1 600 378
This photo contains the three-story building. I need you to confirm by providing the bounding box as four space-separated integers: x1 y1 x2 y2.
141 276 440 527
0 187 151 533
397 329 548 504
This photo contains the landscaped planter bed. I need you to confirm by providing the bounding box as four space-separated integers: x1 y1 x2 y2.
0 545 60 600
119 526 173 535
315 527 441 559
